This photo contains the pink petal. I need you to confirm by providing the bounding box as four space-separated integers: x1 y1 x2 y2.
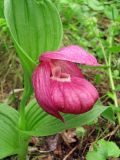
51 60 84 78
40 45 99 66
32 62 64 121
51 77 99 114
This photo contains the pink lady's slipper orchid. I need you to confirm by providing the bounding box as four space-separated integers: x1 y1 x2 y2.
32 45 99 121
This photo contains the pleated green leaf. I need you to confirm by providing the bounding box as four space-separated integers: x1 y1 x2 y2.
4 0 63 61
0 0 4 18
4 0 63 103
24 99 107 136
0 103 19 159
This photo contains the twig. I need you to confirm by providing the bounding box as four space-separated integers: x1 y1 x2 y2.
82 143 90 156
97 123 112 140
9 88 24 94
63 146 78 160
115 37 120 43
28 147 51 156
103 125 119 140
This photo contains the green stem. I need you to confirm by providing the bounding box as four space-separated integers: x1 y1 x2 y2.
18 75 32 159
18 93 29 160
19 76 32 130
19 102 26 130
99 38 108 65
108 55 120 124
18 134 30 160
98 30 120 124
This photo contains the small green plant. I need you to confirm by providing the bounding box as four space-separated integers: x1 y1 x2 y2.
86 139 120 160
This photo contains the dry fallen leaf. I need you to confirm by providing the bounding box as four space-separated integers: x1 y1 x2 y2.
61 129 77 146
41 155 52 160
30 137 40 146
46 134 59 151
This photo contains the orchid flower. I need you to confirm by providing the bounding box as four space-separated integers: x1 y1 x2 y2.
32 45 99 121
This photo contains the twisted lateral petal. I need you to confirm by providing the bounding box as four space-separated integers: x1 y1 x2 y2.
32 62 64 121
51 77 99 114
40 45 99 66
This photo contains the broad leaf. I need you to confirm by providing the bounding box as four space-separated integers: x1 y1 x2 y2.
102 107 115 123
4 0 63 103
104 6 119 21
0 103 19 159
86 151 105 160
97 139 120 158
84 0 104 11
86 139 120 160
0 0 4 18
24 99 107 136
